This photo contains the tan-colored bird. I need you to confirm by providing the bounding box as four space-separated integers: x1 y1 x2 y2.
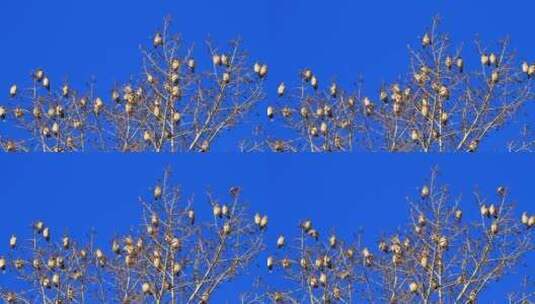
213 204 222 218
300 69 312 82
309 276 319 288
52 273 60 287
169 73 180 85
254 213 262 226
420 254 428 268
378 241 388 252
281 107 291 118
319 272 327 286
521 212 529 225
455 209 463 221
310 75 318 90
329 235 337 248
145 73 155 85
51 122 60 136
411 130 420 142
170 237 182 250
267 106 274 119
212 54 222 66
173 262 182 275
253 62 261 74
125 103 134 115
222 72 231 84
363 97 373 115
528 215 535 228
221 204 229 217
497 186 506 197
488 204 498 218
150 214 159 227
490 71 499 84
143 130 153 142
438 85 449 99
329 82 337 97
438 236 448 249
13 107 23 119
171 58 180 71
267 256 274 270
43 227 50 241
14 259 24 270
172 111 181 124
153 33 163 47
171 85 181 99
142 282 152 295
32 258 41 270
300 106 309 118
481 53 490 66
43 77 50 90
42 277 51 289
277 235 285 248
300 257 308 269
301 219 312 232
480 204 489 217
409 282 419 293
0 106 6 120
421 33 431 47
417 214 426 227
259 64 268 78
111 90 120 103
187 58 196 71
421 185 430 199
186 209 195 225
522 62 529 74
320 122 328 135
529 65 535 77
34 69 45 81
62 84 69 97
347 96 356 107
468 140 478 152
9 235 16 249
153 185 162 200
277 82 286 97
222 222 231 235
445 56 453 70
456 57 464 72
440 112 449 125
9 84 17 97
221 54 230 66
93 97 104 114
260 215 268 229
47 257 57 269
490 222 499 235
34 221 44 233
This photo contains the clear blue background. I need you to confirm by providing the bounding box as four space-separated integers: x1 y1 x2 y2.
0 154 534 301
1 0 535 301
2 0 535 150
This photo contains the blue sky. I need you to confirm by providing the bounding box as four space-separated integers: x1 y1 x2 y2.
0 154 534 301
1 0 535 301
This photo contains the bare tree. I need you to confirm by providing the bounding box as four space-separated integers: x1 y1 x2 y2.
249 16 534 152
242 221 367 303
1 16 534 152
0 17 266 152
0 169 533 303
361 169 534 303
0 169 268 303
